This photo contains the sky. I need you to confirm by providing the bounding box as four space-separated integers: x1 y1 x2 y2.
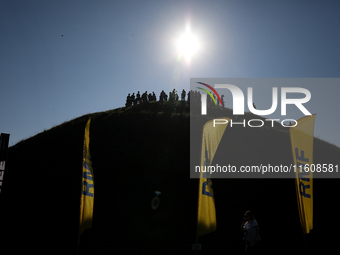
1 0 340 147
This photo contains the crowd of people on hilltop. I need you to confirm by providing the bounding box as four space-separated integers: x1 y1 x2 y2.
125 89 186 107
125 89 225 107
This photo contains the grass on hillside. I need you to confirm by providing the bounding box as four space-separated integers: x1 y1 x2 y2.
1 100 339 254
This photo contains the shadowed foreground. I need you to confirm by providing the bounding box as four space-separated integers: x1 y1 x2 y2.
1 101 339 254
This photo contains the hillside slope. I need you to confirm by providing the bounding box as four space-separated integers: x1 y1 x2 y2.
1 101 339 254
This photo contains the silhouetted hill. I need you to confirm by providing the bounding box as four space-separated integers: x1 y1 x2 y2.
1 101 339 254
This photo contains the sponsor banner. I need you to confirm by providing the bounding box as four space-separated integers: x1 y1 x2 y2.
79 119 94 235
197 118 229 236
0 133 10 193
290 115 316 234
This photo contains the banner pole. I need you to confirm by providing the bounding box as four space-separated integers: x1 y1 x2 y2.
77 236 80 255
196 236 198 255
303 233 307 254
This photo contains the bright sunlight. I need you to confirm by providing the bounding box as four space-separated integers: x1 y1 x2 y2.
176 25 200 63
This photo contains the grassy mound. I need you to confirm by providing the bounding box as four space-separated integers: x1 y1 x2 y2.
1 101 339 254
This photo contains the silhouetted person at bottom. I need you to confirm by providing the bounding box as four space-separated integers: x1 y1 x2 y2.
240 211 260 254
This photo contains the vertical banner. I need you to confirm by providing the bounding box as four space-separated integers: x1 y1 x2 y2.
79 118 94 235
0 133 10 194
290 114 316 234
197 118 230 237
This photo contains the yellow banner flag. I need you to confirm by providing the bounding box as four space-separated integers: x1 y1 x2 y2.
79 118 94 235
197 118 230 237
290 114 316 234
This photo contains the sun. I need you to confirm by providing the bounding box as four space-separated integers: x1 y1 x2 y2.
176 26 199 62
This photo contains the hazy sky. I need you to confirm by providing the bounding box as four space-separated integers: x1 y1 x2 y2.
1 1 340 147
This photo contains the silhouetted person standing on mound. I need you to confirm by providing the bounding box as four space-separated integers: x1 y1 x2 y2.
181 89 186 101
221 95 225 107
131 93 135 105
126 93 132 107
136 91 141 104
142 91 148 103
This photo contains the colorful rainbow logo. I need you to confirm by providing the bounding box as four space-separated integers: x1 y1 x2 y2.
196 82 222 106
